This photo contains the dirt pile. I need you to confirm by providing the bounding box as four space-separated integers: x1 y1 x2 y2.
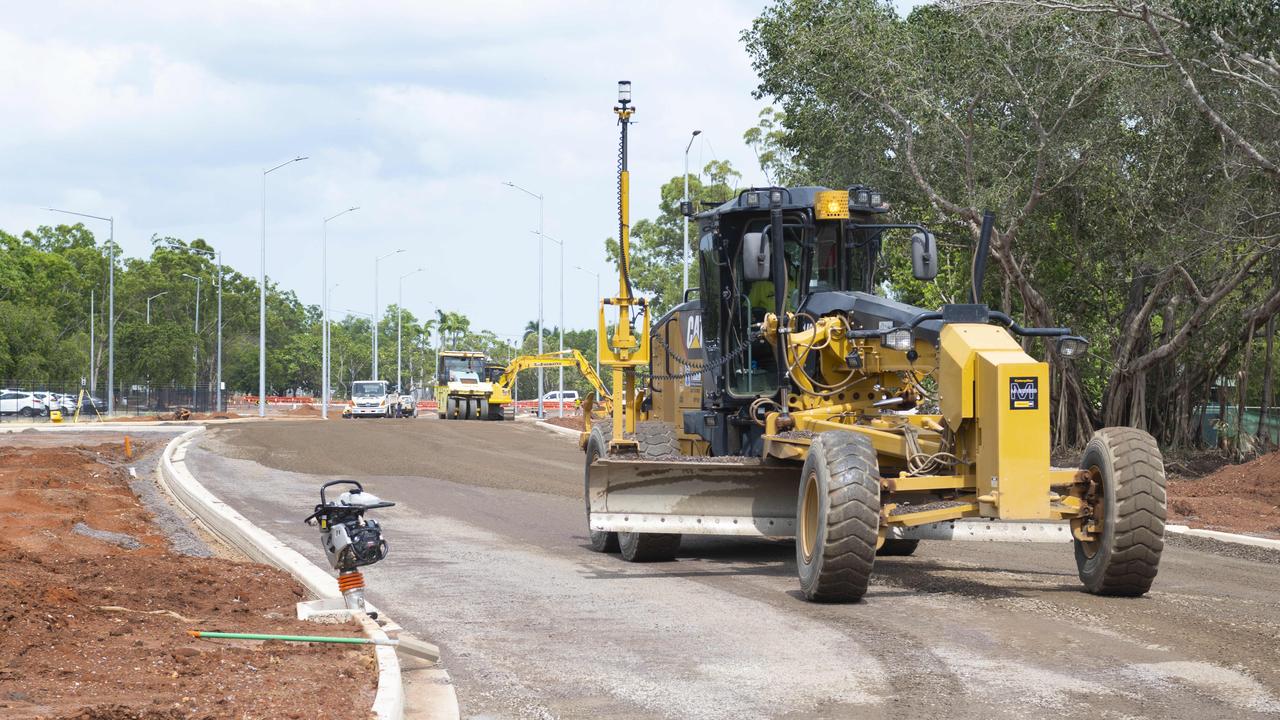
0 440 374 719
1168 449 1280 537
544 415 586 431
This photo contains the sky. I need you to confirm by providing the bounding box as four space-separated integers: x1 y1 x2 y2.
1 1 923 341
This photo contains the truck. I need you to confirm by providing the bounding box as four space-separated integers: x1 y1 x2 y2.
345 380 397 418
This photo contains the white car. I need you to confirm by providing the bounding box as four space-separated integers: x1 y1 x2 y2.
0 390 47 417
398 394 416 418
540 390 580 405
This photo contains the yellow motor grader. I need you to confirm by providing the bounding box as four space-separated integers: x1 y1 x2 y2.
585 82 1166 602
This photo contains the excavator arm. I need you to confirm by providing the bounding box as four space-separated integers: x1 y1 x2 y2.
487 350 611 408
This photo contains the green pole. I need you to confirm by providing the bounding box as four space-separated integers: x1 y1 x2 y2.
188 630 391 646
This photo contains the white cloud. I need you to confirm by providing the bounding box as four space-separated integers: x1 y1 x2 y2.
0 1 773 335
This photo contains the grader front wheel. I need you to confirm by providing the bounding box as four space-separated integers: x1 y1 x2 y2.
1073 427 1167 597
796 431 881 602
583 422 619 553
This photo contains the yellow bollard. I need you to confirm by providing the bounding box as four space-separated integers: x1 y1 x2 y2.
124 435 133 459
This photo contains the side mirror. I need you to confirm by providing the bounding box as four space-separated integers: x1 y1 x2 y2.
911 231 938 281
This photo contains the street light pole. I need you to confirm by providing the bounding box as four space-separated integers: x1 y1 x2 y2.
260 155 308 417
146 291 169 324
537 231 566 417
322 207 359 418
574 265 601 376
169 243 223 411
683 129 702 297
373 249 405 382
504 181 546 418
344 308 376 378
397 267 424 392
181 273 202 400
47 207 114 415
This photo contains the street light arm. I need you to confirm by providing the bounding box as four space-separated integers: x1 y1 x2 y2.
324 206 361 223
503 181 542 201
266 156 308 174
46 207 112 223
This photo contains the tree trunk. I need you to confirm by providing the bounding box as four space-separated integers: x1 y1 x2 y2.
1235 319 1255 460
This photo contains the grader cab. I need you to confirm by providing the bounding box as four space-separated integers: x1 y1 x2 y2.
583 85 1166 603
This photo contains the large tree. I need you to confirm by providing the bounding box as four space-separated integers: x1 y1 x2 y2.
744 0 1279 449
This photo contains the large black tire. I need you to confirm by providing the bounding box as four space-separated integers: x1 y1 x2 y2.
446 398 458 420
632 420 679 459
796 431 880 602
462 399 475 420
584 421 619 553
616 420 682 562
479 399 490 421
876 539 920 556
1075 427 1166 597
619 529 682 562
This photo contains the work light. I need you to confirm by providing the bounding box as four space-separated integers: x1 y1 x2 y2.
882 328 913 352
618 80 631 104
1057 335 1089 359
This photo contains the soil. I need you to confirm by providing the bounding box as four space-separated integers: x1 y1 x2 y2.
1168 449 1280 538
0 436 375 719
543 415 585 431
102 412 246 423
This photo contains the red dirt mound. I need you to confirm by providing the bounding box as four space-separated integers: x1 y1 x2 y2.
1168 450 1280 538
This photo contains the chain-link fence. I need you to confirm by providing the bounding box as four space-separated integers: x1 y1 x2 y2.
0 380 221 423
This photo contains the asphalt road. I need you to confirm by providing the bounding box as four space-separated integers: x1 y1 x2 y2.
187 417 1280 720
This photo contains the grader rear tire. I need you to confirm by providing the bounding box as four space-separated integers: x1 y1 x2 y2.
1075 427 1166 597
617 420 682 562
796 431 880 602
584 421 619 553
876 539 919 556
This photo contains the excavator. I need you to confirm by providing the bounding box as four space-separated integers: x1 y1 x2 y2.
584 82 1167 602
486 350 611 420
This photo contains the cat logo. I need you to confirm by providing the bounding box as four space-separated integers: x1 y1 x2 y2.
1009 376 1039 410
685 314 703 352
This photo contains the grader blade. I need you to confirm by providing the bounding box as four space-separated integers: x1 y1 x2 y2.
587 457 800 537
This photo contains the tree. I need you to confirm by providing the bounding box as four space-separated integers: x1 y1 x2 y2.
743 0 1280 450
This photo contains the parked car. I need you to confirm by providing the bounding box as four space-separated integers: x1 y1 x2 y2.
0 390 46 417
540 390 580 405
398 394 417 418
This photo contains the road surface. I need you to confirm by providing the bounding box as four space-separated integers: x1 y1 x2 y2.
186 418 1280 720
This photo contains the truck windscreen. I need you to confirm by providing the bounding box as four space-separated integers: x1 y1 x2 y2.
352 382 385 396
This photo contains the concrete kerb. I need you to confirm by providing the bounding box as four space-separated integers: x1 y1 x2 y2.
1166 524 1280 551
156 427 460 720
535 420 580 438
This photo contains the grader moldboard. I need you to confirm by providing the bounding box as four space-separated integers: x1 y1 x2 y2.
585 82 1167 602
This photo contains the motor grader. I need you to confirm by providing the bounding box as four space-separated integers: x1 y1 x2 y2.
584 82 1166 602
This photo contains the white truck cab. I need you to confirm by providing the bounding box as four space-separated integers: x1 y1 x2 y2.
348 380 395 418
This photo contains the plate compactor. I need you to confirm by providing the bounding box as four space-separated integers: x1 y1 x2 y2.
584 82 1166 602
304 480 394 614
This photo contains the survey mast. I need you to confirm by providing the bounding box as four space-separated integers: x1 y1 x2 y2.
598 80 651 449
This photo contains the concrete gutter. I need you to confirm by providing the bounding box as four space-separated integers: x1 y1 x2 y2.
1166 524 1280 551
157 427 460 720
535 420 580 438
